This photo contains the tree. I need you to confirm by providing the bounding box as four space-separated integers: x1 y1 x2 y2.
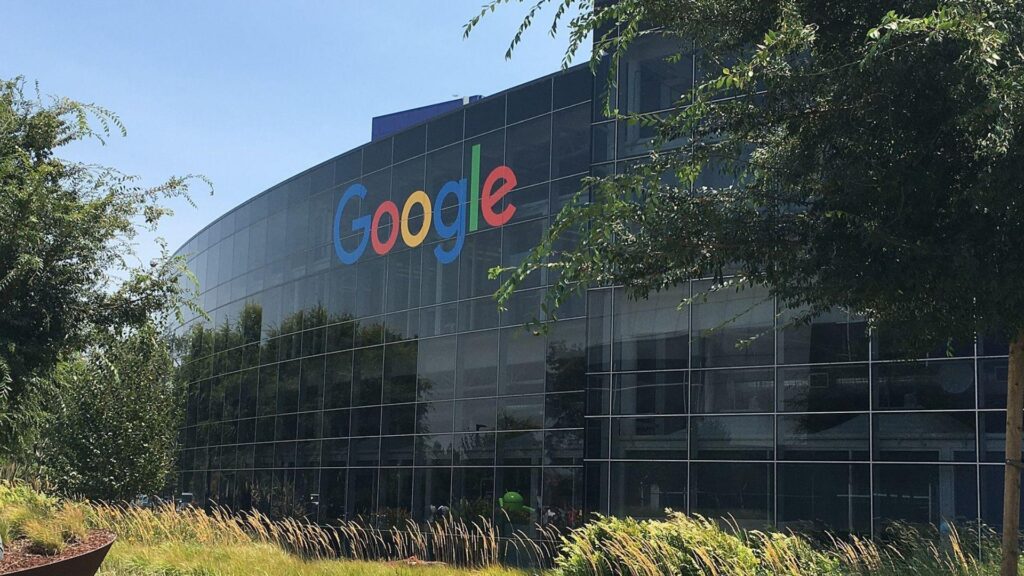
469 1 1024 572
43 321 182 500
0 77 205 458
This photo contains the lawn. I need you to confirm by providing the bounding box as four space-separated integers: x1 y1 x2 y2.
99 541 533 576
4 481 1023 575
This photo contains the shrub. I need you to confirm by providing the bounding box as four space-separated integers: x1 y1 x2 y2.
0 503 46 539
0 482 57 511
22 517 66 556
56 504 89 543
753 532 843 576
553 512 760 576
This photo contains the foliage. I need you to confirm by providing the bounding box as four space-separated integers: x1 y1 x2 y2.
0 77 207 458
472 0 1024 350
0 482 88 557
41 321 183 501
553 513 760 576
469 2 1024 569
8 481 1024 575
21 517 65 555
98 542 531 576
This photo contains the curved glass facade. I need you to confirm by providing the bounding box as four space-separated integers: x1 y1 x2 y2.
173 36 1013 537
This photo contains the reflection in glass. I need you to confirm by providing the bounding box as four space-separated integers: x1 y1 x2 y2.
873 412 976 462
778 414 869 461
692 368 773 413
691 282 774 368
874 360 975 410
874 465 977 532
777 364 869 413
691 462 772 529
614 287 688 371
778 463 870 535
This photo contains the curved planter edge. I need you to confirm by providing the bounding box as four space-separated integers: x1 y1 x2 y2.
3 533 116 576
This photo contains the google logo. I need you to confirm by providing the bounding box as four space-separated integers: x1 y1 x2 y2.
333 144 518 265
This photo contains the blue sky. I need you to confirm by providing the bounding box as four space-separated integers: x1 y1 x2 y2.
1 0 584 265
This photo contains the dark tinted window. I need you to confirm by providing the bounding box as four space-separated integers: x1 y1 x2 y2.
552 103 591 177
778 464 870 534
691 462 772 529
392 124 426 163
427 111 463 150
362 138 392 174
874 360 975 410
505 114 551 187
613 371 687 415
874 412 975 462
691 415 773 460
507 78 551 123
553 66 593 109
777 364 869 412
692 368 774 413
465 95 506 137
777 414 869 461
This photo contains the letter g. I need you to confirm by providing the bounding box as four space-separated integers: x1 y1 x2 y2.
333 183 371 265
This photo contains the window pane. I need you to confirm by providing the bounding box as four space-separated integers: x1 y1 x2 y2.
873 412 976 462
496 431 543 466
380 436 414 467
417 335 456 401
546 392 584 429
507 78 551 123
874 359 975 410
553 66 592 109
499 327 546 395
392 124 425 163
691 282 774 368
552 102 591 178
362 138 392 174
458 229 500 300
614 287 689 371
618 34 693 115
587 289 613 372
691 415 773 460
778 463 870 535
319 469 347 523
415 400 453 435
611 416 687 460
610 461 686 520
546 319 587 393
777 308 869 364
979 358 1010 408
456 330 498 398
778 364 869 412
380 403 415 436
505 114 551 187
299 356 324 412
691 462 772 529
383 341 417 404
347 468 378 518
874 464 977 532
412 467 452 522
542 467 585 529
455 397 496 433
415 435 453 467
497 395 544 431
451 467 494 520
778 414 869 461
465 95 505 137
427 111 463 151
351 346 383 406
692 368 773 413
453 432 495 466
545 429 584 465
